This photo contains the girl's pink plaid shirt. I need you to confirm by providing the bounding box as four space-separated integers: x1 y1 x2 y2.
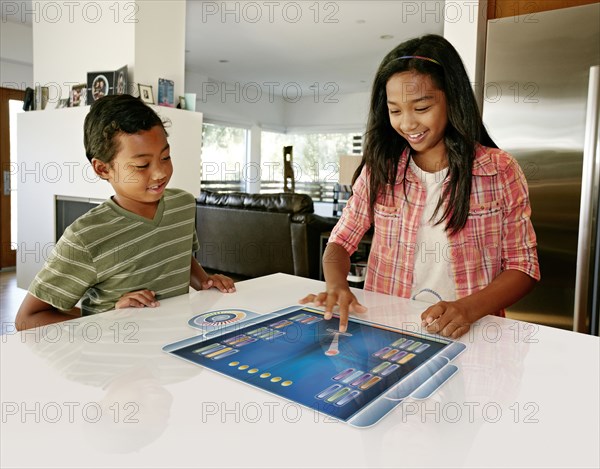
328 144 540 315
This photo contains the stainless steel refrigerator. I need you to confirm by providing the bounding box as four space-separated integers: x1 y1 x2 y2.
482 3 600 335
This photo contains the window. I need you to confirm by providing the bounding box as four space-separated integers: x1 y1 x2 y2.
261 131 356 200
201 123 248 191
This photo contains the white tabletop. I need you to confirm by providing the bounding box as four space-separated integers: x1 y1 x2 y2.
1 273 598 468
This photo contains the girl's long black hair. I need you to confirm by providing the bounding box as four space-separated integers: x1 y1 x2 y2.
356 34 497 234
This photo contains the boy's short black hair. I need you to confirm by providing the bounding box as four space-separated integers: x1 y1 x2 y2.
83 94 168 163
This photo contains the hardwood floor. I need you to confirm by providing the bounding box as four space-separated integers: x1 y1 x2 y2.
0 268 27 334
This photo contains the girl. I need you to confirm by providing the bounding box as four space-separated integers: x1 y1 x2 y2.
301 34 540 338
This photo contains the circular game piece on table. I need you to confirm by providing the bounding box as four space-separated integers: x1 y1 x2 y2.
190 309 248 328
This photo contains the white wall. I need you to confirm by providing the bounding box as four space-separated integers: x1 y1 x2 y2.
443 0 488 109
0 21 33 63
135 0 186 99
16 105 204 289
0 21 33 89
28 1 186 101
32 1 136 101
0 61 33 89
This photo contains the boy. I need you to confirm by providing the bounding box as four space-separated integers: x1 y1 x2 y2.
16 94 234 331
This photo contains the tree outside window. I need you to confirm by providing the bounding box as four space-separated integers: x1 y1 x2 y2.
201 123 248 183
261 132 355 184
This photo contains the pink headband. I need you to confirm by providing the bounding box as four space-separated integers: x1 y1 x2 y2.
396 55 441 66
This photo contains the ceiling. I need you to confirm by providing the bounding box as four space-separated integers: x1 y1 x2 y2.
185 0 445 95
2 0 445 96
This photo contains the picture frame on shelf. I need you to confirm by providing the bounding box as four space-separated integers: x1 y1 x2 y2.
138 84 154 104
158 78 175 107
115 66 127 95
40 86 49 110
55 98 69 109
87 73 111 103
69 83 86 107
86 65 127 103
178 96 186 109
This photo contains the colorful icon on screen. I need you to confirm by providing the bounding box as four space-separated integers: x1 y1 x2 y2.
316 384 342 400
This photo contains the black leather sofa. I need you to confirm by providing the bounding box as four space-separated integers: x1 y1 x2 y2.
195 191 337 280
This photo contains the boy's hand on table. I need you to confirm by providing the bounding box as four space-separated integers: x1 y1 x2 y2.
115 290 160 309
299 286 367 333
202 274 236 293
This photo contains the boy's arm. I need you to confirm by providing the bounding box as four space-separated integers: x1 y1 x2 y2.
15 293 82 331
189 256 235 293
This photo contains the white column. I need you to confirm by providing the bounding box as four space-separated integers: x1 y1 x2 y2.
443 0 488 110
246 125 262 193
31 0 186 100
134 0 186 98
32 1 136 100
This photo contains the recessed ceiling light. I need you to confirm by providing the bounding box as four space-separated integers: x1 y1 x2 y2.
380 34 394 40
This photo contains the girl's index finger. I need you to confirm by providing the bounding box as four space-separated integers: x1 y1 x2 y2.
337 291 359 333
337 301 351 333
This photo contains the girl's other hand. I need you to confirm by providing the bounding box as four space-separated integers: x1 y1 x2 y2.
420 300 475 339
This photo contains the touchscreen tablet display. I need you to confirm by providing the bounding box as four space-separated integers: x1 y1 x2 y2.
165 306 455 423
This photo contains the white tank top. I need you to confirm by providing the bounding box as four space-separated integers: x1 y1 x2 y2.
409 158 457 304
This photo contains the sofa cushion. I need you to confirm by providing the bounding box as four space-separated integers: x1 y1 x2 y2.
196 190 338 280
196 206 295 278
198 190 313 214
